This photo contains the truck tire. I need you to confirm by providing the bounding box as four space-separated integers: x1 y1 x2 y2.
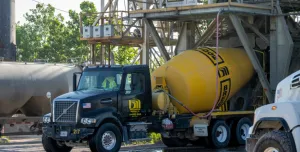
205 120 231 148
94 123 122 152
89 135 97 152
42 134 72 152
161 137 188 147
253 131 296 152
232 117 252 145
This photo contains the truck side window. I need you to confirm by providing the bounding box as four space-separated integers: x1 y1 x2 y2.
125 73 145 95
81 75 97 89
125 74 132 94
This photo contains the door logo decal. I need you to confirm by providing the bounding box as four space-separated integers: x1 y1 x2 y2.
129 99 141 117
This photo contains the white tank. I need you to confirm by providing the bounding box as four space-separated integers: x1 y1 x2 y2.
0 62 82 117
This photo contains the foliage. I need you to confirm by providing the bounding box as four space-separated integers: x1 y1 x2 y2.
149 132 162 144
16 4 68 62
80 1 98 26
64 1 98 62
16 1 138 65
122 132 161 146
0 136 10 144
112 46 138 65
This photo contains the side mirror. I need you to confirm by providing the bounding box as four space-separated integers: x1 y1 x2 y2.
46 92 52 99
73 72 82 91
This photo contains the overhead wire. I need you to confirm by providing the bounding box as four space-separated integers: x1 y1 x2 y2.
31 0 69 13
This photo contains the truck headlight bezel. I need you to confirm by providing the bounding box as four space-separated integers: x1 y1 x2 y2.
43 116 51 123
80 118 96 125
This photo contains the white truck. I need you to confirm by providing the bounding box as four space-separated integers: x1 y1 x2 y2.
246 70 300 152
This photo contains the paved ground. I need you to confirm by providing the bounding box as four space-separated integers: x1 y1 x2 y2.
0 136 246 152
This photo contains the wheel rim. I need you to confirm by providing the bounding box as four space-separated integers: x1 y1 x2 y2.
101 131 116 150
240 124 250 140
216 125 228 143
264 147 279 152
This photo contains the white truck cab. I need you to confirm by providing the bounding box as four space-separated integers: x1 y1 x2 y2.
246 70 300 152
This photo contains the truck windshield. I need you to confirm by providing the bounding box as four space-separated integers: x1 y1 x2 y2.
77 70 122 91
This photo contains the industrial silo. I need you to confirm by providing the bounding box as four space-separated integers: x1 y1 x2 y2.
0 0 16 61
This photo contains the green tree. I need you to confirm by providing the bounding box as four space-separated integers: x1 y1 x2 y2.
79 1 98 26
16 1 139 64
112 46 138 65
16 4 70 62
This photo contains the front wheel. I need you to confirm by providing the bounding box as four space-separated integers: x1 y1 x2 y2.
253 131 296 152
92 123 122 152
42 134 72 152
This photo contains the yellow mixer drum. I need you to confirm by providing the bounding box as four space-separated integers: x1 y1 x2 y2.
151 48 254 114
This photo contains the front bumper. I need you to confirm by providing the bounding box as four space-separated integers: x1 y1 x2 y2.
42 123 95 141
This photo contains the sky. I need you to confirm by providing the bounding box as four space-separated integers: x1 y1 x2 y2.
16 0 102 23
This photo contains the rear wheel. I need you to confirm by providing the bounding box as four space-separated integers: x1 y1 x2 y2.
42 134 72 152
232 117 252 145
93 123 122 152
205 120 231 148
161 137 189 147
253 131 296 152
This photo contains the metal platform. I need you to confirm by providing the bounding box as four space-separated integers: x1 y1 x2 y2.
80 36 143 46
129 2 272 21
80 36 177 47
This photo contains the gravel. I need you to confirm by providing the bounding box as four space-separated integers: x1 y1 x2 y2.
0 135 246 152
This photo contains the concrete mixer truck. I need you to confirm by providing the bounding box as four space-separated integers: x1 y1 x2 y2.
42 47 259 152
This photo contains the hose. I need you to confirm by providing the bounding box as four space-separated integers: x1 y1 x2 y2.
200 9 223 118
162 91 201 117
161 9 223 119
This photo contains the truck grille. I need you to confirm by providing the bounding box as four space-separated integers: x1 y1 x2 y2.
54 100 78 123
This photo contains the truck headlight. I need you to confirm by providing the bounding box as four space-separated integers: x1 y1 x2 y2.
43 117 51 123
81 118 96 125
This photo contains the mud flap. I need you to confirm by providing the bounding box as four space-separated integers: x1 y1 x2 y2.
246 137 258 152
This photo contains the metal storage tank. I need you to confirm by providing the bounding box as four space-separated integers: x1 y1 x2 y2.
0 62 82 117
0 0 16 61
151 48 254 114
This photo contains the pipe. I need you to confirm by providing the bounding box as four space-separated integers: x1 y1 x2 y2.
110 51 115 65
108 44 111 66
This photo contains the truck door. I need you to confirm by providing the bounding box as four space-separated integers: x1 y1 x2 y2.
119 72 146 120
